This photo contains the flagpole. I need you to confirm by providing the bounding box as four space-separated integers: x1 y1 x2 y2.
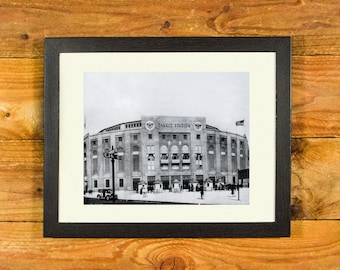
235 119 245 136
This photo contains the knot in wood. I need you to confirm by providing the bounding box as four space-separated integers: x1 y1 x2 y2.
161 21 171 29
222 5 230 13
21 34 29 40
159 257 186 270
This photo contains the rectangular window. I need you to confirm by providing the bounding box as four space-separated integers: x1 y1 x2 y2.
103 138 110 148
183 134 187 140
232 156 237 170
104 157 110 173
133 134 138 140
84 160 87 176
240 140 244 157
106 179 110 188
92 157 98 174
118 158 124 172
162 134 166 140
173 135 177 140
133 178 139 191
182 164 190 170
221 155 227 171
118 136 123 142
231 139 237 156
171 164 179 170
161 164 169 170
161 176 169 189
182 175 191 189
171 153 179 160
133 155 139 171
94 180 98 188
196 134 200 140
147 154 155 171
182 153 190 160
195 153 202 167
161 153 169 160
240 157 245 169
147 145 154 153
208 154 215 170
119 178 124 187
148 134 152 140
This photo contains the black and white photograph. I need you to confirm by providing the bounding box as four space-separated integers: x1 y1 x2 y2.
83 72 250 205
44 37 291 237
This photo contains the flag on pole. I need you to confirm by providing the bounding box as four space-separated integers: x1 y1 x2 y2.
235 120 244 126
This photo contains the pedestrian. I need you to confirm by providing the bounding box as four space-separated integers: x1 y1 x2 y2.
200 186 204 199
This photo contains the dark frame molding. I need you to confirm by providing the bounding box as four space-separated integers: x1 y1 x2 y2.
44 37 291 238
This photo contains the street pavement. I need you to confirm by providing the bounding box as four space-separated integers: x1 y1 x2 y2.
113 188 249 205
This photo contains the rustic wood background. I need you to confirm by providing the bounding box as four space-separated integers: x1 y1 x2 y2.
0 0 339 269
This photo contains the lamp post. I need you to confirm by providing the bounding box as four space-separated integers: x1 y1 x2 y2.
103 148 118 204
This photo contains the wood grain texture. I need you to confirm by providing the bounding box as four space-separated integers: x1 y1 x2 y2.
0 139 338 222
0 221 338 269
0 58 43 140
0 0 339 57
0 140 43 221
292 56 340 137
0 56 339 140
291 138 340 219
0 0 339 268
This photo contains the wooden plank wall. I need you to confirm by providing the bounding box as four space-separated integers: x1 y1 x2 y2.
0 0 339 268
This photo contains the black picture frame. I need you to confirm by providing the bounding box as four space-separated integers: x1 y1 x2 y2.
44 37 291 238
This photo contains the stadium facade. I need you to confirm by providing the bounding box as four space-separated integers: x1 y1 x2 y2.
84 116 249 194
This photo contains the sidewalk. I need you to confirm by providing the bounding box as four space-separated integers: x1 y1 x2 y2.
115 188 249 205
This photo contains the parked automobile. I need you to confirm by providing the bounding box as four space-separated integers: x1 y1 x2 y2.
96 189 113 200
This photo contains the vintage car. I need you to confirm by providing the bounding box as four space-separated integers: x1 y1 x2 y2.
96 189 113 200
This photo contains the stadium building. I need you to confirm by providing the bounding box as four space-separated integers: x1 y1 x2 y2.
84 116 249 194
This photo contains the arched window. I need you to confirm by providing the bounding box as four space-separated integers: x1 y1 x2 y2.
171 145 179 169
160 145 169 160
160 145 169 170
182 145 189 153
160 145 168 153
182 145 190 160
182 145 190 169
171 145 179 160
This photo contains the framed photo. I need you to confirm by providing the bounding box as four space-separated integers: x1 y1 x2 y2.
44 37 291 237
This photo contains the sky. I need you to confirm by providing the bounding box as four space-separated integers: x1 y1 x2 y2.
84 72 249 138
